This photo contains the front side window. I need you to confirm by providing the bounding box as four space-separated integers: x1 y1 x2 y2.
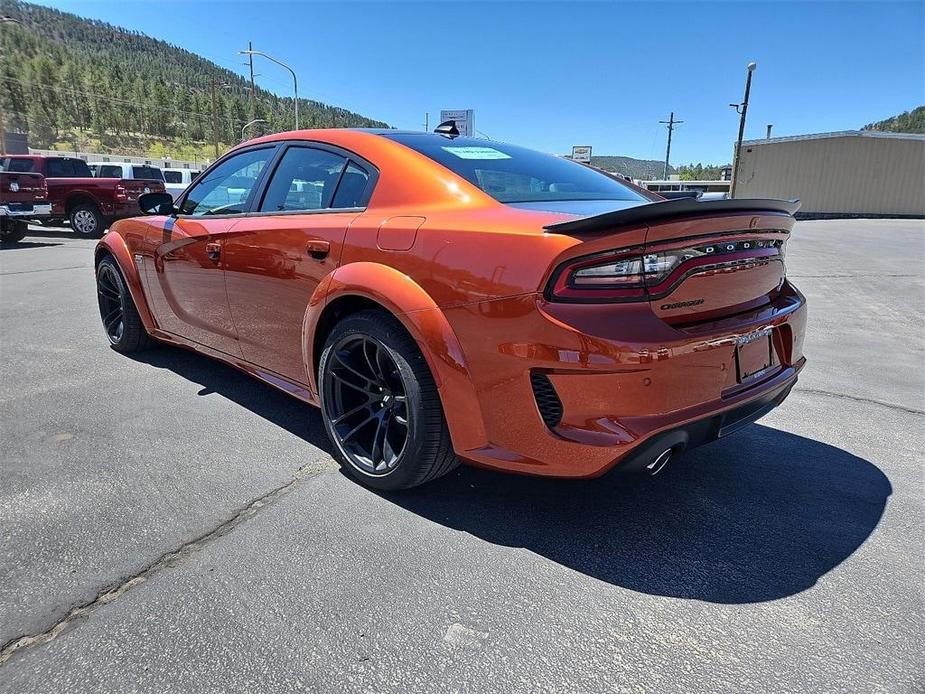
381 133 647 204
180 147 274 216
259 147 348 212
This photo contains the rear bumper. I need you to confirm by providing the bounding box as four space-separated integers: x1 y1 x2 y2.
443 281 807 478
0 203 52 218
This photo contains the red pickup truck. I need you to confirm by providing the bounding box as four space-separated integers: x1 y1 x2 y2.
0 155 165 237
0 170 52 244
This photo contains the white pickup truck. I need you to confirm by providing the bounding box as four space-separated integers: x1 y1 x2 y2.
163 168 202 201
88 162 166 185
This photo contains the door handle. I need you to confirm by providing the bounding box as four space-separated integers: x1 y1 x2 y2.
306 240 330 260
205 242 221 261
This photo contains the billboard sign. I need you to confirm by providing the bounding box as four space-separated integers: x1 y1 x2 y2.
571 145 592 162
439 109 474 137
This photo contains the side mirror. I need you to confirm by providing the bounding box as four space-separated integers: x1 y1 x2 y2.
139 192 175 215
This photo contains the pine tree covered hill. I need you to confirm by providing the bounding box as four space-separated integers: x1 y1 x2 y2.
0 0 390 160
862 106 925 135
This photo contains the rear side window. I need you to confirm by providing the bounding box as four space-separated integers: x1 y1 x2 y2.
45 158 92 178
132 166 164 181
164 171 182 184
1 158 35 172
331 162 370 209
259 147 348 212
180 147 274 216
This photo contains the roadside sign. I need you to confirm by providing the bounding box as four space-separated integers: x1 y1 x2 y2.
571 145 592 162
440 109 474 137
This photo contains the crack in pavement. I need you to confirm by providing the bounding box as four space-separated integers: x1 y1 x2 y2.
0 265 91 276
794 387 925 416
0 457 333 666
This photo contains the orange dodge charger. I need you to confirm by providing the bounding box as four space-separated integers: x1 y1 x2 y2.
95 127 806 490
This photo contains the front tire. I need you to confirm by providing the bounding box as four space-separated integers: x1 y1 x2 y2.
70 202 105 238
319 310 458 491
0 219 28 245
96 256 153 352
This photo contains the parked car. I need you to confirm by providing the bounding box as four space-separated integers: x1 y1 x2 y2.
162 168 202 201
94 129 806 490
88 162 165 184
1 156 165 237
0 170 52 244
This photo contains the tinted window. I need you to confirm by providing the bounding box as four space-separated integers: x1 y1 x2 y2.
132 166 164 181
180 147 274 216
260 147 347 212
164 171 183 184
45 158 92 178
381 134 646 204
331 162 370 209
98 164 122 178
1 158 36 172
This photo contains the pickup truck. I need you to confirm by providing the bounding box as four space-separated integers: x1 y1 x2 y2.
0 170 52 244
163 167 202 201
0 155 165 237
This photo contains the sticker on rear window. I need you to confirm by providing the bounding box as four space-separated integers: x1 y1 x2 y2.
440 146 512 160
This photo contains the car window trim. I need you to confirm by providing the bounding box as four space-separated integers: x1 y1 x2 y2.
173 143 282 219
253 141 379 215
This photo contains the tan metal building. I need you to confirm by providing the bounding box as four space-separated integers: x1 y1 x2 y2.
734 130 925 217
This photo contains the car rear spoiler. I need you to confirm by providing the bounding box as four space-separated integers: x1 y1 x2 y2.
544 197 801 235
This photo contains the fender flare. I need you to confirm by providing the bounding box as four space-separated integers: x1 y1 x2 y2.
95 233 157 334
303 262 487 452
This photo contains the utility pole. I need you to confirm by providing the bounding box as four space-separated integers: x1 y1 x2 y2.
766 124 773 140
729 61 757 199
210 77 220 159
424 112 429 132
247 40 256 122
659 112 683 180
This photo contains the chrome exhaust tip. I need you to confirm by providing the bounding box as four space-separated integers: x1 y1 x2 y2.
646 448 673 476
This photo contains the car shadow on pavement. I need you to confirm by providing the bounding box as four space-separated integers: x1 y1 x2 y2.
125 346 332 450
1 240 64 250
125 346 891 605
380 424 892 604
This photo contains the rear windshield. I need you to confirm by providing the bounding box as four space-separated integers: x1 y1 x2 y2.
45 158 92 178
381 133 646 204
132 166 164 181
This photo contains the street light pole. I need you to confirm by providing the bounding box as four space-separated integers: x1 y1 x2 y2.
729 61 757 199
242 118 267 141
239 48 298 129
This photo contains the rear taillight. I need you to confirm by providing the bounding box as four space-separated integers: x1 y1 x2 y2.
547 238 786 303
114 184 127 201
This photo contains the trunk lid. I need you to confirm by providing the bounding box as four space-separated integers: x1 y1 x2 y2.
544 197 799 322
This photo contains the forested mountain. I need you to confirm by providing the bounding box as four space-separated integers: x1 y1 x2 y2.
0 0 389 160
862 106 925 134
589 155 674 180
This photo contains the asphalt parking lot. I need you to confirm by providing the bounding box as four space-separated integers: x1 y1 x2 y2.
0 219 922 693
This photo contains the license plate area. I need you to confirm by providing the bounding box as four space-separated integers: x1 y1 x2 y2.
735 328 774 383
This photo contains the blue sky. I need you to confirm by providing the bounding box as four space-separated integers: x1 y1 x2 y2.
33 0 925 164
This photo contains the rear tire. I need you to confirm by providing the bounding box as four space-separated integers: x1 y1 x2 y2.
319 310 459 491
96 255 153 352
70 202 104 238
0 219 28 245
